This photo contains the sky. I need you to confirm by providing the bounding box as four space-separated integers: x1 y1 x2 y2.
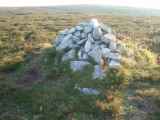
0 0 160 9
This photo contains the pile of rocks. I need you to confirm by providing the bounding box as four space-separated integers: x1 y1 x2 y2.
54 19 121 79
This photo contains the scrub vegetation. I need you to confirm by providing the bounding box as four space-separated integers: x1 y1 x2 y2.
0 6 160 120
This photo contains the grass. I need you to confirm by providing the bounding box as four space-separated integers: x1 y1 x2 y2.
0 7 160 120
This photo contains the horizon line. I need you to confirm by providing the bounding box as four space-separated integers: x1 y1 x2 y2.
0 4 160 11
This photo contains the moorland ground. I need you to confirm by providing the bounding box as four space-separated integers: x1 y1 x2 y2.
0 6 160 120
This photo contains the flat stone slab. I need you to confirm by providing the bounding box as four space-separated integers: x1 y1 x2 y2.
74 84 100 95
79 88 100 95
70 61 90 71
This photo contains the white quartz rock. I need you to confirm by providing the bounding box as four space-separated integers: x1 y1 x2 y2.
91 19 100 28
92 27 103 40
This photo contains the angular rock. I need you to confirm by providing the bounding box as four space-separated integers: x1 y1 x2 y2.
84 39 92 53
54 35 64 47
72 36 80 43
100 44 107 49
74 31 81 37
70 61 90 71
109 60 121 69
77 39 87 45
102 48 111 58
88 46 102 63
62 49 75 61
88 34 95 43
101 34 112 45
109 52 121 61
81 33 87 39
84 25 93 34
56 34 73 51
75 25 83 31
78 49 88 60
109 41 117 50
93 65 106 79
100 23 112 33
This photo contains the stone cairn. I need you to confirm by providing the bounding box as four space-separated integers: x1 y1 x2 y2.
54 19 121 81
